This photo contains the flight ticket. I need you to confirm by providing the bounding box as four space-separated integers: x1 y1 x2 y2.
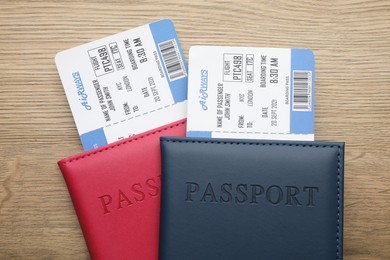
187 46 314 141
56 19 188 150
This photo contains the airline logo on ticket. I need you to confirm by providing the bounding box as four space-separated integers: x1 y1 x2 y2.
187 46 314 140
56 19 188 151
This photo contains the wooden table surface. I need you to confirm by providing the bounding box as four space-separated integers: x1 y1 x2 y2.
1 0 389 259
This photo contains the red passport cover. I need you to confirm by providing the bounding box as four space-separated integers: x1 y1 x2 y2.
58 119 186 260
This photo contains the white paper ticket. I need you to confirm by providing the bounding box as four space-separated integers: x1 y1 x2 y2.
56 19 188 150
187 46 314 141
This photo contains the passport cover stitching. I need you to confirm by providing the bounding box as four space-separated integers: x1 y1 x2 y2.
59 120 186 165
161 139 342 259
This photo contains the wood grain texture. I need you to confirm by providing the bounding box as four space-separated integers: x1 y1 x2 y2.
0 0 389 259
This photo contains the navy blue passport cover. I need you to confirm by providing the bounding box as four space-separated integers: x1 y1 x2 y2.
159 137 344 260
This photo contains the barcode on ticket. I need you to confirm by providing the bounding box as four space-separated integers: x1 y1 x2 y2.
158 39 187 81
292 70 312 111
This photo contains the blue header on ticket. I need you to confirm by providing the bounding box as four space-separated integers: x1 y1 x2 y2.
81 128 108 151
149 19 188 103
187 131 212 138
290 49 315 134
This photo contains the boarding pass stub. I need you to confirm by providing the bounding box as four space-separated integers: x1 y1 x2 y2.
56 19 188 151
187 46 314 140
